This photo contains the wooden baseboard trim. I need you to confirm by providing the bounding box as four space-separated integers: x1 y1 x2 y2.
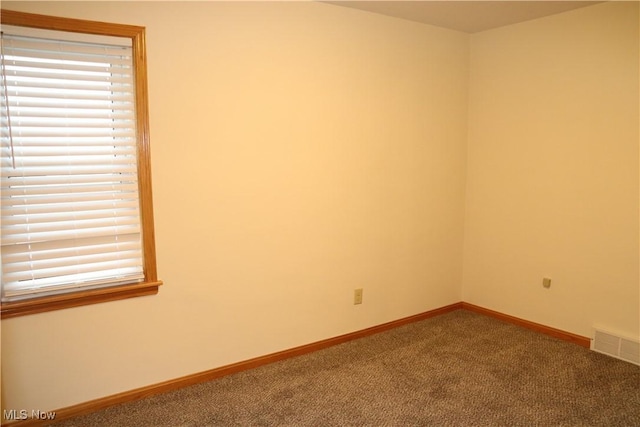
4 302 463 426
461 302 591 348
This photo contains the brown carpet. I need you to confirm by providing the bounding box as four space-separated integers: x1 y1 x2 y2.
52 310 640 426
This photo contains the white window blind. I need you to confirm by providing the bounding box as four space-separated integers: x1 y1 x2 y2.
1 28 144 301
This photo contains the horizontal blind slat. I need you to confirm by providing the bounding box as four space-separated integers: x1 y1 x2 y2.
5 69 133 84
6 123 135 131
3 249 143 274
2 224 141 245
3 181 138 194
0 173 138 186
1 107 132 120
2 200 140 216
8 146 137 157
0 137 136 146
5 98 135 110
4 57 132 72
2 191 139 206
2 207 141 227
1 165 137 177
2 215 140 234
3 271 145 298
3 126 135 136
2 234 142 259
3 47 132 64
4 90 134 102
3 273 145 299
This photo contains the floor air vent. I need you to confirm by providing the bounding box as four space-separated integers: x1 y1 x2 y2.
591 328 640 366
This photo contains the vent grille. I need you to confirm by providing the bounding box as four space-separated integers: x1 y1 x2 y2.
592 328 640 366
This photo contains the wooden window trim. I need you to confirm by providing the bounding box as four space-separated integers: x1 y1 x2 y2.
0 10 162 319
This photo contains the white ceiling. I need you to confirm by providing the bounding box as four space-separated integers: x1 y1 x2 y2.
324 1 605 33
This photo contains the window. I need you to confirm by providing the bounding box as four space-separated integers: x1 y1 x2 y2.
1 10 161 318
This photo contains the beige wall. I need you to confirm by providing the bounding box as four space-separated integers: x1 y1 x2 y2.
463 2 639 338
1 1 469 412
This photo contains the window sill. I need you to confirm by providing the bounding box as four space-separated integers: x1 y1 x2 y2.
0 280 163 319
